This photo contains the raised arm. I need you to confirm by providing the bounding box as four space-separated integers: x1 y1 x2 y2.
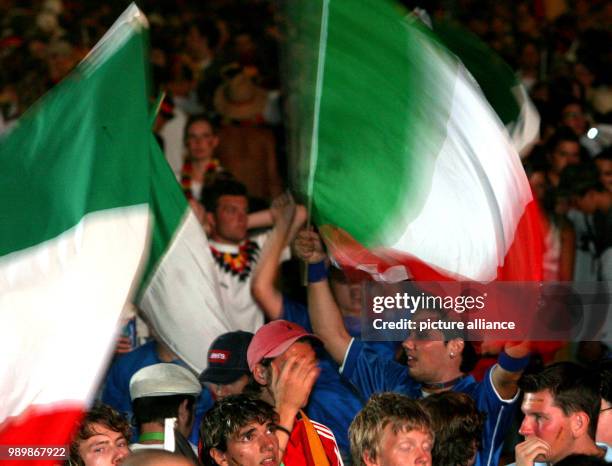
247 209 274 230
294 229 352 365
251 193 298 320
491 341 530 400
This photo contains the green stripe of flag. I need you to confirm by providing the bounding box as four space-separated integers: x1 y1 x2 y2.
431 18 520 126
136 134 186 296
286 0 456 247
285 0 533 282
0 17 150 258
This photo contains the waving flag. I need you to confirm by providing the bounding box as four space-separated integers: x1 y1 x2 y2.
137 131 234 372
430 16 540 157
0 5 228 462
285 0 542 282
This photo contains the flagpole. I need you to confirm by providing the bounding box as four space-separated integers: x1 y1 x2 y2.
149 91 166 127
303 0 330 285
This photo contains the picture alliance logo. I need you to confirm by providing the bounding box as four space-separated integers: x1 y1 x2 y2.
371 292 488 314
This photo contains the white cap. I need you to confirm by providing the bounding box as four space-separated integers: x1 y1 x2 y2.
129 363 201 401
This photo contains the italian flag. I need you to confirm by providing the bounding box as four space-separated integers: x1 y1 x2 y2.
0 5 228 462
429 16 540 158
285 0 543 283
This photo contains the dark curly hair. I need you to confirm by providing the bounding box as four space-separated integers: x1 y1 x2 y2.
199 394 278 466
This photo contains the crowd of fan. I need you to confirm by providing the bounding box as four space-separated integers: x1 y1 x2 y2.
2 1 612 465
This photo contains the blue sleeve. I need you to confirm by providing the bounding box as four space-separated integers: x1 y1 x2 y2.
189 388 214 445
306 360 365 459
100 358 134 418
342 339 416 399
362 341 398 360
465 365 519 466
100 342 160 420
281 296 313 333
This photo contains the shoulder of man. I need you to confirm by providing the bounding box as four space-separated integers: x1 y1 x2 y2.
285 417 344 466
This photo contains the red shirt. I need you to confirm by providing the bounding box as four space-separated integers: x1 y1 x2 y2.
283 417 343 466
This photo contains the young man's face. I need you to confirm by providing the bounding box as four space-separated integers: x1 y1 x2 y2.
186 120 218 162
266 341 318 408
210 195 249 244
595 159 612 193
329 276 362 316
211 374 251 399
365 425 433 466
77 422 130 466
528 171 548 202
273 341 317 371
562 104 588 136
401 313 460 384
518 390 576 463
573 191 598 214
550 141 581 174
212 420 280 466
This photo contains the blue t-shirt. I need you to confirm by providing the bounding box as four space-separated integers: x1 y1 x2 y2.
281 296 396 460
342 338 519 466
100 340 213 445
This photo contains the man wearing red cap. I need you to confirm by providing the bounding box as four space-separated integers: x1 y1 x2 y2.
246 320 344 466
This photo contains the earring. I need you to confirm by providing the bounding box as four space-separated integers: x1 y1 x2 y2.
450 352 455 358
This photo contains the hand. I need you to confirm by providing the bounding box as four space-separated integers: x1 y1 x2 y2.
115 336 133 355
292 204 308 231
270 192 296 228
293 229 327 264
504 341 531 359
270 354 320 413
515 436 551 466
480 340 505 356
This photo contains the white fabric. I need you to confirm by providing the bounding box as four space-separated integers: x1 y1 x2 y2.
390 61 531 282
139 211 232 373
509 84 540 157
0 206 149 423
129 364 200 400
542 221 561 281
159 107 188 177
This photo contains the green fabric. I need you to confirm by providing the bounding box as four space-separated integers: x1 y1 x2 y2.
0 22 150 257
285 0 455 247
432 18 520 125
136 134 187 297
138 432 165 442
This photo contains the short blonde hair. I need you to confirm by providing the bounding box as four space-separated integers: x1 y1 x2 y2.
349 393 432 466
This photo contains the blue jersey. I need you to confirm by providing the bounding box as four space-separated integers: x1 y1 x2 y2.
281 296 396 460
101 341 162 416
100 340 213 445
342 339 518 466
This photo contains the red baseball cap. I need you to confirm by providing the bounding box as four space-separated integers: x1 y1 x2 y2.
247 320 320 371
